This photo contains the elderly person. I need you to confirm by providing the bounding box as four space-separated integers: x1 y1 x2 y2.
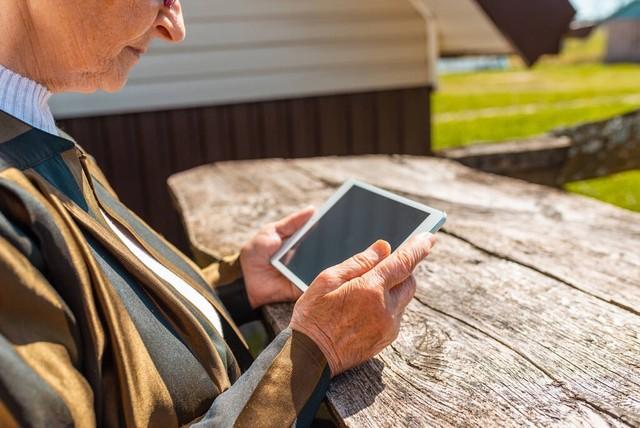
0 0 436 427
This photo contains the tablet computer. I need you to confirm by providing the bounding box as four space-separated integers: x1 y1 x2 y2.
271 179 447 291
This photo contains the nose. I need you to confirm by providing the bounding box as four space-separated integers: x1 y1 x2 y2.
155 0 186 43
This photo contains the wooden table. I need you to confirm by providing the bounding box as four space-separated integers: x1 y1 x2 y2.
168 155 640 427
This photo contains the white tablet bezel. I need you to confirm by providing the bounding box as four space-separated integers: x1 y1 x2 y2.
270 179 447 291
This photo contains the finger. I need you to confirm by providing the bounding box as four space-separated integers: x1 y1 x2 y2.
389 275 417 312
328 240 391 283
364 232 436 289
275 206 315 239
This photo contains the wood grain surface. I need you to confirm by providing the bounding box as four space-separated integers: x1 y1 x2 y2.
168 155 640 427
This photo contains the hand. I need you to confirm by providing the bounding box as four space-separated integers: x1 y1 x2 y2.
289 233 437 376
240 206 315 309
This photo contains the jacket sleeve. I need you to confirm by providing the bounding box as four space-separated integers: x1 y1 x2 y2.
0 236 95 428
201 252 243 287
202 253 259 326
192 327 331 428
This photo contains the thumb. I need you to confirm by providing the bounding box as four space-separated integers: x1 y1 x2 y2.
275 206 315 239
328 240 391 284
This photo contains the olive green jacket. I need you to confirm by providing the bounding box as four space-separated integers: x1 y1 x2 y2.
0 110 329 428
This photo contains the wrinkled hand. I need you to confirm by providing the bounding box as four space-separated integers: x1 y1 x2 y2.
289 233 436 376
240 206 315 309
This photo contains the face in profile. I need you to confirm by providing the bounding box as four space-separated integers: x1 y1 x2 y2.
29 0 185 93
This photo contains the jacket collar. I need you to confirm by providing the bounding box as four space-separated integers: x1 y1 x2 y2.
0 110 75 171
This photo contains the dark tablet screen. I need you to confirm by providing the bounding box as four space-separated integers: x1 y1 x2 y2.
278 185 430 285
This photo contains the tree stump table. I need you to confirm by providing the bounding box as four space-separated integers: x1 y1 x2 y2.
168 155 640 427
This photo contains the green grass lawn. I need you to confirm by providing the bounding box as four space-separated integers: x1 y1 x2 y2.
433 31 640 212
566 170 640 212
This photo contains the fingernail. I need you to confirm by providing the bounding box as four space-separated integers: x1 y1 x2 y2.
369 240 391 258
417 232 436 245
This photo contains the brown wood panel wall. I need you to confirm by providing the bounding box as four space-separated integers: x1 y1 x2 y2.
58 86 432 251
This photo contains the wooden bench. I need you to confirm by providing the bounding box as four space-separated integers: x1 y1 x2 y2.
168 155 640 427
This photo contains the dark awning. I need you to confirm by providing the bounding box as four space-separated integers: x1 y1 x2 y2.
474 0 576 65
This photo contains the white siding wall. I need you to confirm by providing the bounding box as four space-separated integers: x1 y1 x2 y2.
51 0 430 118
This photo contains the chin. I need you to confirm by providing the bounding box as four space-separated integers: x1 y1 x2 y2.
101 78 129 93
96 61 134 93
97 69 130 93
94 53 138 93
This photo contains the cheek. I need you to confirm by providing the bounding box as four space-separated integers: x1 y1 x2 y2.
95 3 159 54
127 1 162 37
